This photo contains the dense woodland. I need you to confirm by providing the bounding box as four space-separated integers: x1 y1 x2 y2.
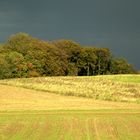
0 33 136 79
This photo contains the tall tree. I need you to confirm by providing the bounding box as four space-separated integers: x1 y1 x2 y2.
77 48 97 76
94 48 111 75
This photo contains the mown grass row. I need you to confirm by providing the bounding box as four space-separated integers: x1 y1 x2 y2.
0 110 140 140
0 75 140 102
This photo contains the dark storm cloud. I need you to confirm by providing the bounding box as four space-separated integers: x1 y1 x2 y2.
0 0 140 69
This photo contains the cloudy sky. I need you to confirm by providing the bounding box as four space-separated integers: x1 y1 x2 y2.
0 0 140 69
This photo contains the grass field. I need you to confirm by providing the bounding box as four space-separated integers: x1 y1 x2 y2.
0 74 140 102
0 75 140 140
0 110 140 140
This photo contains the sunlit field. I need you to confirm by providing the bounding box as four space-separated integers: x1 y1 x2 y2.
0 110 140 140
0 75 140 140
0 74 140 102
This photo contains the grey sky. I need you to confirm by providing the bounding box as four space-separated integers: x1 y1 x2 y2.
0 0 140 69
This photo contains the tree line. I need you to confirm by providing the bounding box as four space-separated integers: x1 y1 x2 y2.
0 33 136 79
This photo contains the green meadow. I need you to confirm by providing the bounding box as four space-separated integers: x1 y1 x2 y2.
0 110 140 140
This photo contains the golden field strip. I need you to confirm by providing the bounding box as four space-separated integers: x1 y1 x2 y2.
0 75 140 140
0 74 140 102
0 84 140 111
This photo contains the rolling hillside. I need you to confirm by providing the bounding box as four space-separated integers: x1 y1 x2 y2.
0 75 140 140
0 75 140 103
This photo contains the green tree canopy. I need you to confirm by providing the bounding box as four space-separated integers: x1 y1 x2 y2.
0 33 136 79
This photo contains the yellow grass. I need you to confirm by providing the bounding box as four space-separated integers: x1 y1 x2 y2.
0 84 140 111
0 75 140 103
0 75 140 139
